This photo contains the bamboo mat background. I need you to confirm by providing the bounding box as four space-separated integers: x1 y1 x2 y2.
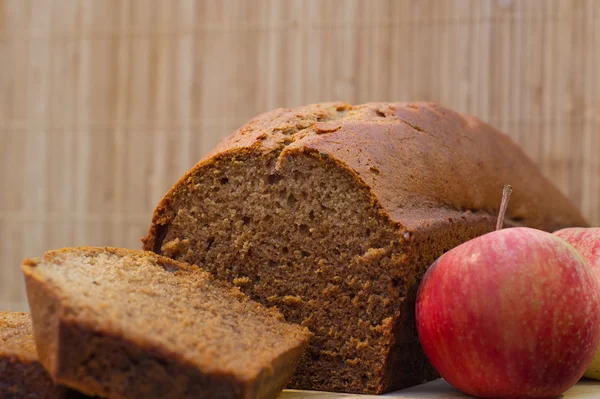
1 0 599 311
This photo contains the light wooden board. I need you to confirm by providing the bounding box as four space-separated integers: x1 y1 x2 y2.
281 379 600 399
0 0 599 312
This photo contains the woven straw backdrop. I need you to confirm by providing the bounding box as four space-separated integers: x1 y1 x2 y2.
1 0 599 310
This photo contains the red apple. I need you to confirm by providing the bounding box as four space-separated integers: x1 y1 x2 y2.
554 227 600 379
416 227 600 399
554 228 600 269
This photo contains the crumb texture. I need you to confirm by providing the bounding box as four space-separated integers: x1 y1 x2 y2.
1 312 38 362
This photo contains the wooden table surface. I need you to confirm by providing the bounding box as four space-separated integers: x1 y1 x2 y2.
281 379 600 398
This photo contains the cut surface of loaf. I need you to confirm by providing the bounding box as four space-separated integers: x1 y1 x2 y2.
22 247 310 399
0 311 86 399
142 102 587 394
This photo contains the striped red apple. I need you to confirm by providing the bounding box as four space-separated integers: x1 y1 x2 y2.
554 227 600 379
416 186 600 399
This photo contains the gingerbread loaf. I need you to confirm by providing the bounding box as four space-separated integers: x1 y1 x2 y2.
22 247 310 399
142 102 587 394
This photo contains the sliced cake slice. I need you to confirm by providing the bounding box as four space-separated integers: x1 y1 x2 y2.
0 311 87 398
22 247 310 399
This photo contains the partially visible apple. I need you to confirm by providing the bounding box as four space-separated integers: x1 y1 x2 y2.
554 227 600 379
416 226 600 399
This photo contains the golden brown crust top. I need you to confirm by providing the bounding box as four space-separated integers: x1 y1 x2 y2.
0 311 38 363
160 102 586 232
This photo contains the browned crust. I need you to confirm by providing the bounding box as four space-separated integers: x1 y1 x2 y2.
142 102 587 253
22 247 308 399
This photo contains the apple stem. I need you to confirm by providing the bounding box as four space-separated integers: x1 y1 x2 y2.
496 184 513 231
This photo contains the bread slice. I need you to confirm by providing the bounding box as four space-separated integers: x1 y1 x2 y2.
141 102 588 394
0 311 86 398
22 247 310 399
